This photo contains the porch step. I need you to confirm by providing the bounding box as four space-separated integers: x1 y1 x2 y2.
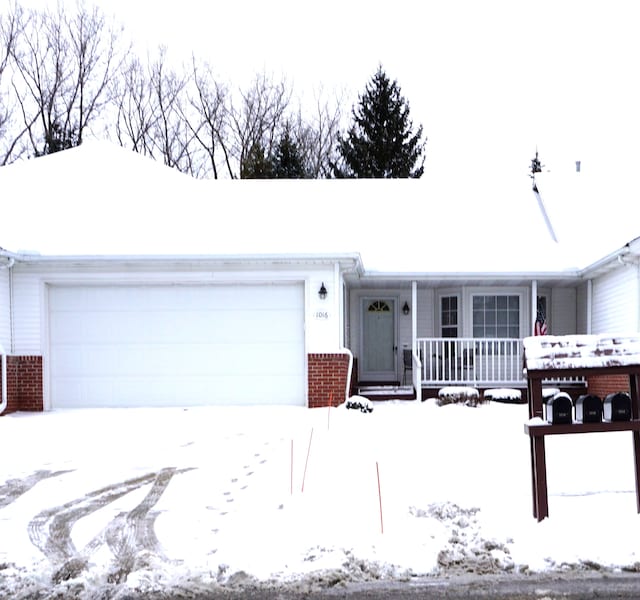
357 385 416 401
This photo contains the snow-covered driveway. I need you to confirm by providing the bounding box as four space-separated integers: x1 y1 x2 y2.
1 401 640 598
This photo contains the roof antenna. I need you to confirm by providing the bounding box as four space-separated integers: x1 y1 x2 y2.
529 148 558 243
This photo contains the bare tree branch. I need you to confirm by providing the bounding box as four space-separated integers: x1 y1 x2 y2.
11 1 127 156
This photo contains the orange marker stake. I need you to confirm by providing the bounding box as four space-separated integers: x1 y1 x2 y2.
301 427 314 493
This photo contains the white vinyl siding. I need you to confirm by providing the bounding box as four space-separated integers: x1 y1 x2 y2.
549 288 577 335
11 271 42 355
592 266 639 333
48 283 305 408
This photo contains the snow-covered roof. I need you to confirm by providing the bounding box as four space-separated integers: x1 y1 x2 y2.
1 141 638 275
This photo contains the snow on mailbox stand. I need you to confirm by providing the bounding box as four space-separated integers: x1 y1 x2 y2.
523 334 640 521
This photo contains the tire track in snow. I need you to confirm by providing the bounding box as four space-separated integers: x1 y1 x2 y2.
0 470 73 510
105 467 193 583
28 471 163 582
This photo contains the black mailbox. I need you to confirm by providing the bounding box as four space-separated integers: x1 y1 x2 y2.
546 392 573 424
575 394 603 423
604 392 632 422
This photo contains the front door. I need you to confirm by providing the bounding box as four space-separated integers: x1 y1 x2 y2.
361 298 396 381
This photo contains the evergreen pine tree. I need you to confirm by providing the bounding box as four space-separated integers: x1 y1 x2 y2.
333 66 426 178
240 142 274 179
272 127 307 178
37 121 79 156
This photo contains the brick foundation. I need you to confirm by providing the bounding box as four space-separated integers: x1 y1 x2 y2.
0 356 43 415
307 353 351 408
587 374 630 399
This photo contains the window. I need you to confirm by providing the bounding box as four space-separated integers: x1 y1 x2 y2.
368 300 391 312
472 294 520 338
441 296 458 338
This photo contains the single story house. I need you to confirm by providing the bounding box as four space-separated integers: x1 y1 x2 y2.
1 142 639 413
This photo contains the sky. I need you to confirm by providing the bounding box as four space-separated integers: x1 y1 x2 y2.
3 399 640 596
14 0 640 179
98 0 640 178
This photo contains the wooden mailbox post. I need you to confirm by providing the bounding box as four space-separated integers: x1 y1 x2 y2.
523 335 640 521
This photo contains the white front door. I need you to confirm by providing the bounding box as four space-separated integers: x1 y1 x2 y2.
361 298 396 381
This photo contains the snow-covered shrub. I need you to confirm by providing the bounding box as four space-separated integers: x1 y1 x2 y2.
437 386 484 407
345 395 374 413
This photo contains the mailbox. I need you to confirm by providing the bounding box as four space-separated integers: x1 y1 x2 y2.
575 394 603 423
604 392 632 422
546 392 573 424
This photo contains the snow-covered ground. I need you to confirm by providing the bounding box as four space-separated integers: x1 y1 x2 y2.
1 399 640 598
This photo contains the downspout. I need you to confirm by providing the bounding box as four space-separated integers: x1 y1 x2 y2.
0 254 14 415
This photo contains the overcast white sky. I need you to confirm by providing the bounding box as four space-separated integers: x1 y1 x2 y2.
15 0 640 180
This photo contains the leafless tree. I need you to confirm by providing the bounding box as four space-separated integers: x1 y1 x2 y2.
113 55 158 155
113 48 201 176
0 2 32 164
226 72 292 178
184 57 231 179
148 49 195 173
11 1 126 156
293 87 344 177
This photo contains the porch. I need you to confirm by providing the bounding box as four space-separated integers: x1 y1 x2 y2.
409 337 585 400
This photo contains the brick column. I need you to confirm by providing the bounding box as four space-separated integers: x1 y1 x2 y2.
587 374 630 399
307 353 351 408
0 356 43 415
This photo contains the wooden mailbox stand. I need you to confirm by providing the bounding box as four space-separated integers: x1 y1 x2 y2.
525 364 640 521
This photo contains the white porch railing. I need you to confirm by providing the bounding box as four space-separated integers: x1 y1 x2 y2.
416 337 585 387
417 337 523 386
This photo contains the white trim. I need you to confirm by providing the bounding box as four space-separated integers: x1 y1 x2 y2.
435 289 462 337
464 286 530 339
41 281 51 411
359 295 399 381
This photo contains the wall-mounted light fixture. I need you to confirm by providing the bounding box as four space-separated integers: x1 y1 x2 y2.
402 301 410 315
318 282 328 300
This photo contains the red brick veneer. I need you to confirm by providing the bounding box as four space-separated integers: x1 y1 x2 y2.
1 356 43 415
587 374 630 399
307 353 350 408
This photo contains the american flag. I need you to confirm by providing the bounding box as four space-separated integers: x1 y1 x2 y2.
535 310 548 336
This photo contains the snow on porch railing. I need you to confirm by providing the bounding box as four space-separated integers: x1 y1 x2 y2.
416 337 524 386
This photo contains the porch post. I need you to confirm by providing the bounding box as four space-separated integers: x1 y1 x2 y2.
411 281 417 354
587 279 593 334
412 281 421 402
531 280 538 336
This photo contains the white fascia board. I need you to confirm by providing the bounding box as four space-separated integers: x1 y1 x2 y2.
11 252 364 271
358 270 582 282
579 244 635 278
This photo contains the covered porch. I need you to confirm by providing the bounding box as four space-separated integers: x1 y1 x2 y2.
346 276 589 401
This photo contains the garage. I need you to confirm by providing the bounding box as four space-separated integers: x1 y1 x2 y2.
48 283 306 408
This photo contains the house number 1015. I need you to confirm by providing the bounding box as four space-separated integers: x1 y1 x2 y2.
314 311 329 320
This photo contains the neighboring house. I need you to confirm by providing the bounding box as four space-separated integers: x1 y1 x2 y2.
1 143 639 414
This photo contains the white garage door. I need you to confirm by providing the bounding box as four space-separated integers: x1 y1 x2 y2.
49 284 305 407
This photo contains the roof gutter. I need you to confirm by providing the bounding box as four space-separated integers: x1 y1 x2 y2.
579 244 633 278
0 248 18 270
